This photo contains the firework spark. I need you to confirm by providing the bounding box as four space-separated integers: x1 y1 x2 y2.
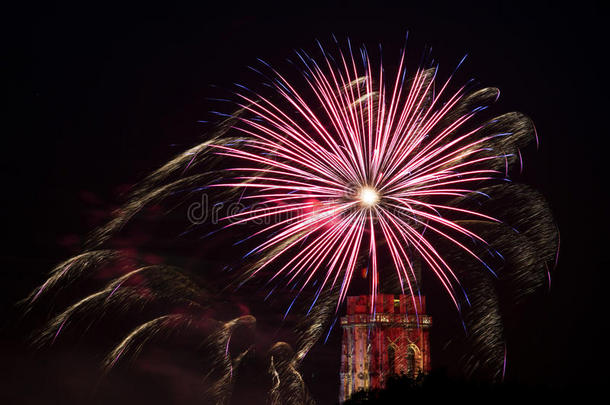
214 40 507 314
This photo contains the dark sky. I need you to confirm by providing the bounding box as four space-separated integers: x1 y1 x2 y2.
2 1 606 403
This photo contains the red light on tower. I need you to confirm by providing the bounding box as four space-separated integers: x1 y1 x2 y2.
339 294 432 402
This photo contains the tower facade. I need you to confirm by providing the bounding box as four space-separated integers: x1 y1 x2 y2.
339 294 431 402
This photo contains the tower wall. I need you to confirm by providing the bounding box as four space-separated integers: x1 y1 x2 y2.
339 294 431 402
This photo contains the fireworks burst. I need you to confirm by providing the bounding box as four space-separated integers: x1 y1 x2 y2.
214 40 510 313
21 37 559 402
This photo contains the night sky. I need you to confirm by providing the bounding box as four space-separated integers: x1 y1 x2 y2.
2 1 605 403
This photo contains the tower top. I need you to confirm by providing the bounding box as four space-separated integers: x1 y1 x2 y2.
339 294 432 402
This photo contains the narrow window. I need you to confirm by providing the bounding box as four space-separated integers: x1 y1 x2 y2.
387 345 396 375
406 346 416 377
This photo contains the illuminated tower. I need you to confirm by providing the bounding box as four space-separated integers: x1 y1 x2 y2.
339 294 432 402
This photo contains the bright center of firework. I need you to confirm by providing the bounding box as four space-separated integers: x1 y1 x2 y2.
358 186 379 207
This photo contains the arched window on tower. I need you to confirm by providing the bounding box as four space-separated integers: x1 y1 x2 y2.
387 345 396 375
406 346 416 378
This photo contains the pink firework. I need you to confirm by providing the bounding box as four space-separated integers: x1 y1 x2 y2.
213 40 505 313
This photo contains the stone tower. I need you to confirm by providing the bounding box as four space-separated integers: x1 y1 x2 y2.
339 294 431 402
